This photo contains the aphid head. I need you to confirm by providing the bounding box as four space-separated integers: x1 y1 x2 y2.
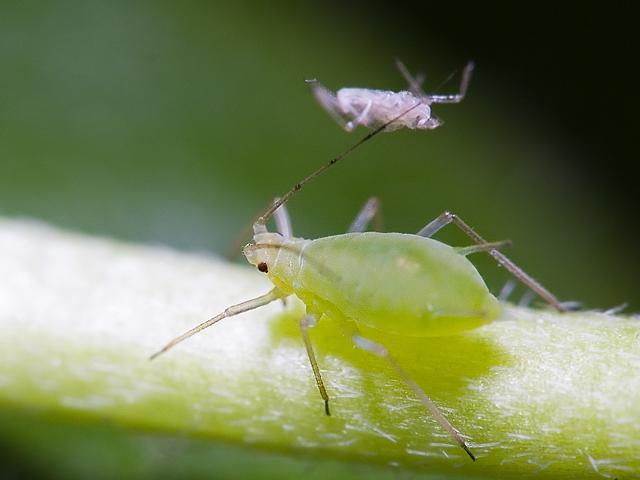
243 232 283 273
416 115 442 129
244 235 308 295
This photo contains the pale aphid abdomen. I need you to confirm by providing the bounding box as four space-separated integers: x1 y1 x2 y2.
335 89 433 131
309 60 475 132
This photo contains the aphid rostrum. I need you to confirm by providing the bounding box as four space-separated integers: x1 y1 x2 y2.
150 84 567 461
308 60 475 132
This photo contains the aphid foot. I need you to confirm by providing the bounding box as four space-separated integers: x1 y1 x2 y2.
462 443 477 462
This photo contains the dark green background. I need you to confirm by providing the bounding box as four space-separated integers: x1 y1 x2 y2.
1 2 637 310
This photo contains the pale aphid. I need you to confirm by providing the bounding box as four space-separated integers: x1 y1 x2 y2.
308 60 475 132
150 92 567 462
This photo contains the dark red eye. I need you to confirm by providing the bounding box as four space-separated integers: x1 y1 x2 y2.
257 262 268 273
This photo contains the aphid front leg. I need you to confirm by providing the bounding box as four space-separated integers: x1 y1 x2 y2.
273 198 293 238
299 314 331 416
272 199 294 307
347 197 383 233
149 288 284 360
351 333 476 461
417 211 566 312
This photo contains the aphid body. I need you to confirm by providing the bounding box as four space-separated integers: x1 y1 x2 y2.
331 88 439 131
309 60 475 132
246 231 501 337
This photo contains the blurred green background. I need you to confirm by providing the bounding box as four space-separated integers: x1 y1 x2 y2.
0 1 637 478
0 2 637 309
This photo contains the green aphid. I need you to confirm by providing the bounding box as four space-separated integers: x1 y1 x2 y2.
151 91 566 462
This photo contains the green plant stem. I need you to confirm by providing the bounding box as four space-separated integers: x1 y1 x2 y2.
0 218 638 479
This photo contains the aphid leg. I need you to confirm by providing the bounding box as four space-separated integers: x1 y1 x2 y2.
306 79 351 131
272 198 293 306
560 300 582 311
347 197 383 233
456 239 512 256
273 197 293 238
351 333 476 461
518 290 536 308
299 315 331 416
417 211 567 312
426 61 475 104
395 59 427 96
602 303 627 315
345 99 373 132
498 279 517 302
149 288 284 360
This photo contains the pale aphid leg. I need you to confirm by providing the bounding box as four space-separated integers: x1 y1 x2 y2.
299 315 331 416
351 333 476 461
498 279 517 302
559 300 582 311
272 197 293 307
455 239 512 256
306 79 351 131
518 290 536 308
395 59 427 97
273 197 293 238
602 303 627 315
426 61 475 105
345 99 373 132
417 211 567 312
149 288 284 361
348 197 383 233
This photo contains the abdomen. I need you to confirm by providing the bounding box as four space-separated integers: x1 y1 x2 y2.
292 232 501 337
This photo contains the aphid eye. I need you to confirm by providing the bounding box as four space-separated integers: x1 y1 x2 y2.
257 262 269 273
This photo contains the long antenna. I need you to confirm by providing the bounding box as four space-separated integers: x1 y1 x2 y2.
256 102 424 227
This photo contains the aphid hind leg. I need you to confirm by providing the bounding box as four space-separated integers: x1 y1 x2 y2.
417 211 567 312
347 197 383 233
300 315 331 416
351 333 476 461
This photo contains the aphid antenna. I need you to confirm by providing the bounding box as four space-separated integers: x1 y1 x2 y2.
254 101 425 233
